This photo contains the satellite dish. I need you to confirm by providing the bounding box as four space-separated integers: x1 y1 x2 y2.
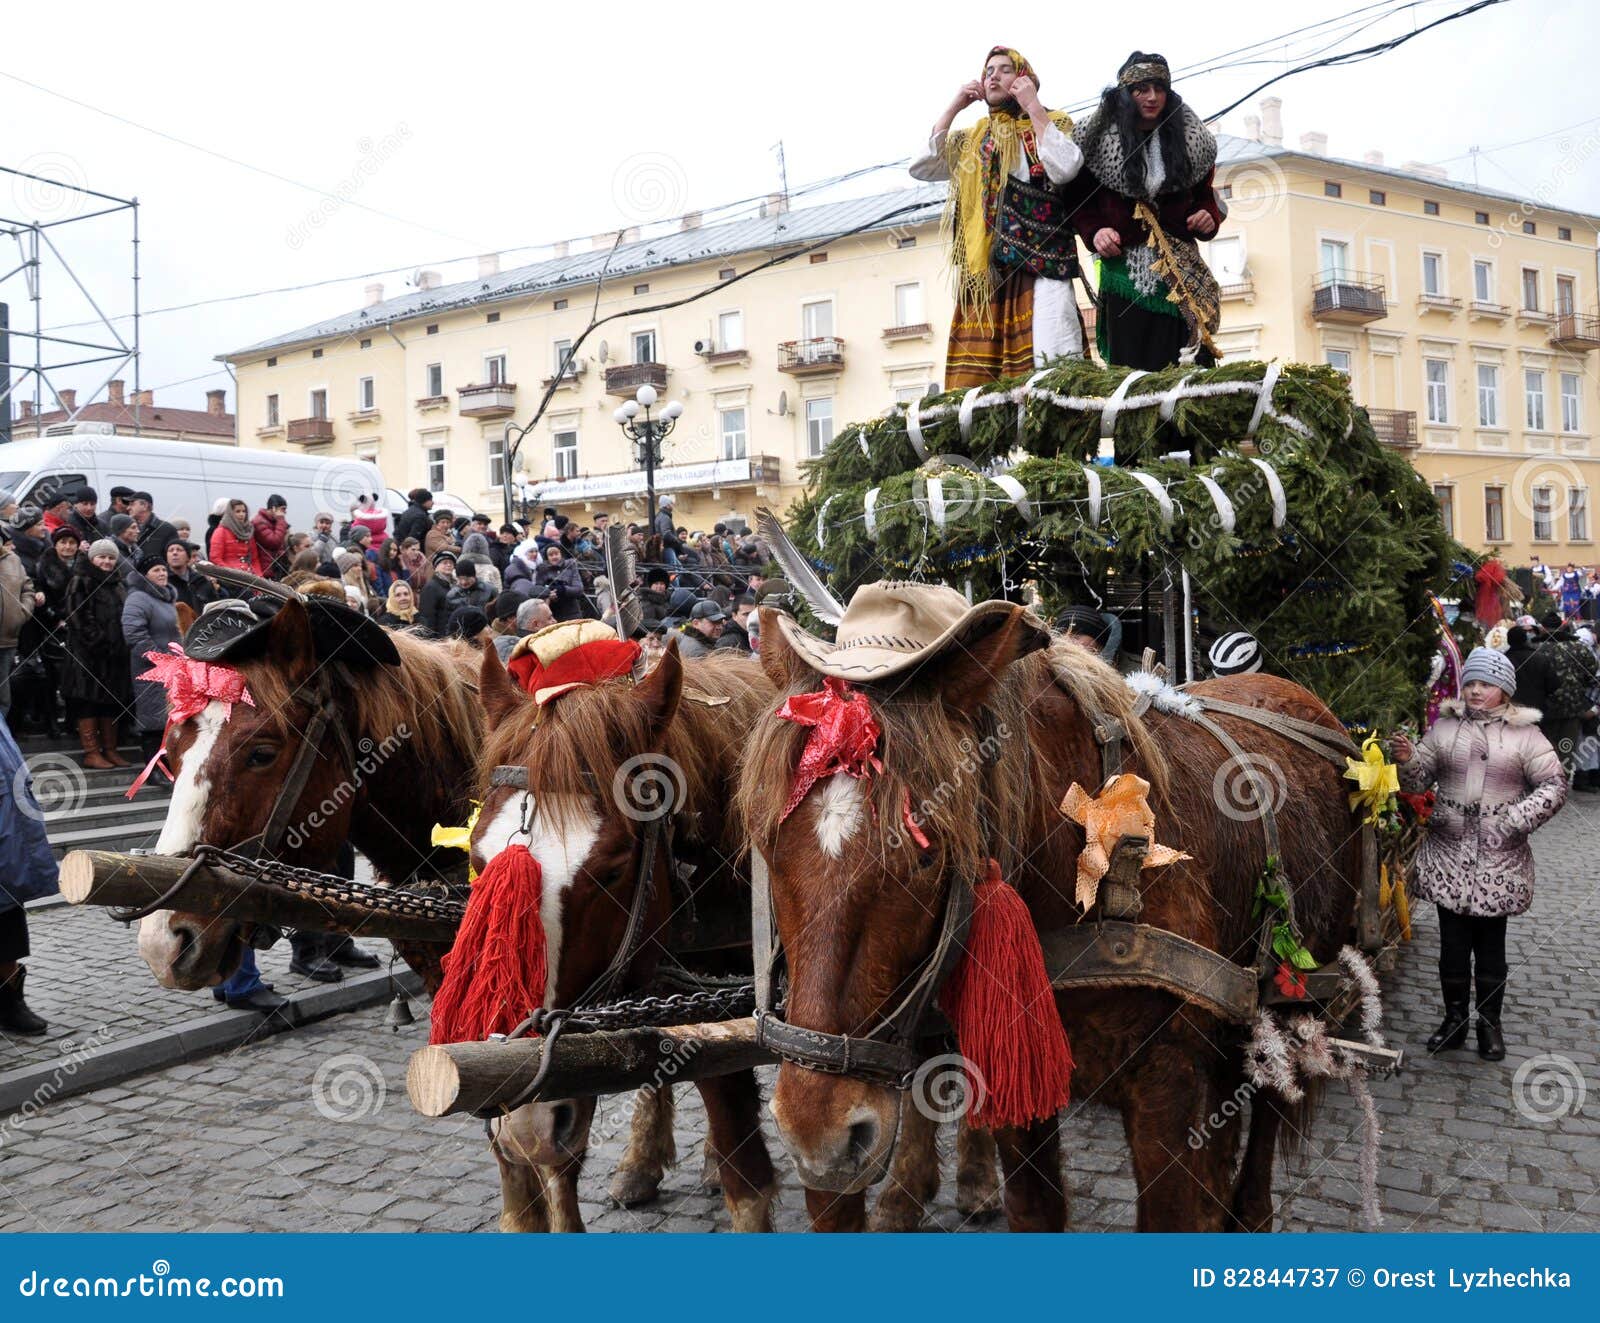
777 390 789 417
598 340 609 364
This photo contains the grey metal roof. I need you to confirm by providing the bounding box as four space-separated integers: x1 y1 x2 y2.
223 183 947 360
1215 133 1600 226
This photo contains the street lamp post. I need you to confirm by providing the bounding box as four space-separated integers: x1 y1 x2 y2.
613 384 683 538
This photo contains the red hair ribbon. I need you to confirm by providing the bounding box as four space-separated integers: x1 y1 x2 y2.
776 677 883 822
507 638 641 707
127 645 254 798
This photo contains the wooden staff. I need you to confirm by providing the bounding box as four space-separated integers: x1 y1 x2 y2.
407 1017 767 1118
58 849 460 944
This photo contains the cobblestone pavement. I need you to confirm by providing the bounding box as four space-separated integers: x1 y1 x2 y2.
1 798 1597 1233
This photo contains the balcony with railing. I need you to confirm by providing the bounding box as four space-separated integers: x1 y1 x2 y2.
882 323 933 342
604 361 669 397
1311 271 1387 324
541 362 587 391
1469 299 1510 321
1218 279 1255 302
779 337 846 375
1416 293 1461 316
1551 312 1600 351
457 382 518 418
286 416 334 445
1367 408 1418 448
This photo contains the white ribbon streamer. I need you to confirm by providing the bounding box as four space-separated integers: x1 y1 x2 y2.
1018 369 1051 447
1100 369 1150 440
855 426 870 457
815 493 840 549
1159 371 1199 421
1246 361 1282 438
958 387 983 445
990 473 1033 522
1127 470 1174 531
926 477 947 532
1195 473 1237 533
1083 465 1103 527
863 487 881 538
1249 457 1287 528
906 396 929 460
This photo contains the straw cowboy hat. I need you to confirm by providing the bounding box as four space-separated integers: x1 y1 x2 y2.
773 580 1048 683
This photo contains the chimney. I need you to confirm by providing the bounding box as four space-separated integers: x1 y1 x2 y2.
1363 150 1384 166
1299 131 1328 157
18 400 32 420
364 282 385 306
621 226 640 244
477 253 500 278
107 379 125 406
132 389 153 406
591 231 618 251
206 389 227 416
1243 114 1261 143
416 269 441 291
679 210 702 231
59 388 76 412
1259 97 1283 147
554 240 570 259
1403 159 1449 180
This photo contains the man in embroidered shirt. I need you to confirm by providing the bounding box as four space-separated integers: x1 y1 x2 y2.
910 46 1085 389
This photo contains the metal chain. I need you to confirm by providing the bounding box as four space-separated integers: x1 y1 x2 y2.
534 985 756 1035
193 844 470 924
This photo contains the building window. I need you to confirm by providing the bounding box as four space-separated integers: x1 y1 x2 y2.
1323 181 1342 198
1561 371 1582 433
553 298 568 311
1533 486 1554 542
312 348 323 360
1473 260 1493 302
265 394 279 427
633 283 649 296
426 445 445 491
1526 369 1547 431
718 268 735 281
357 376 375 411
485 354 508 385
895 236 918 248
266 356 277 367
809 253 828 264
893 281 924 327
719 407 747 461
1422 252 1444 296
1521 268 1540 311
1571 488 1589 541
309 389 328 420
1556 275 1577 317
717 310 744 352
806 398 834 458
1475 211 1490 225
359 337 372 349
1559 226 1573 242
426 363 443 398
1477 364 1500 427
895 383 937 407
632 330 656 364
488 436 507 489
801 298 835 344
1432 484 1455 537
553 430 578 481
1522 220 1536 235
1424 200 1440 216
486 311 500 324
1425 359 1450 423
553 339 576 377
1369 189 1386 206
426 324 439 335
1484 485 1505 541
1325 349 1352 376
1318 238 1349 280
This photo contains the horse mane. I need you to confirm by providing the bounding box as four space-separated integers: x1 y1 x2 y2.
231 629 483 766
478 650 770 837
1034 639 1170 805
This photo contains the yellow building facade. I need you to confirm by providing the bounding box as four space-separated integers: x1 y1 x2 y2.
226 123 1599 558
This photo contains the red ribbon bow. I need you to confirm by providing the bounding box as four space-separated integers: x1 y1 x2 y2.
777 677 883 822
126 646 254 798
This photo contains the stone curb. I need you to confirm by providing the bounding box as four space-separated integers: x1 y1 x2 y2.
0 966 425 1116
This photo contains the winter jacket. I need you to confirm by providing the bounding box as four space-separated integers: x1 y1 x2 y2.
135 515 181 559
168 568 219 613
424 526 456 558
675 625 716 660
209 522 267 576
0 715 59 913
1506 640 1557 713
251 509 290 577
309 530 340 564
67 509 107 543
60 560 130 709
504 553 538 598
351 508 390 548
393 502 432 546
121 576 181 732
714 618 751 654
1400 698 1567 917
0 542 37 650
418 576 455 637
444 581 494 616
532 559 585 622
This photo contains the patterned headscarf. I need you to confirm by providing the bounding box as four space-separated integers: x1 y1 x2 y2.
938 46 1073 320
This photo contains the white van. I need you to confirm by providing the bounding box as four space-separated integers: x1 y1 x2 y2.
0 427 387 531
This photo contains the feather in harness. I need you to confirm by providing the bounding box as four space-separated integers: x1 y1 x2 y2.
1073 101 1223 358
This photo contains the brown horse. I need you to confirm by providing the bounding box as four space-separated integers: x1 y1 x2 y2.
739 607 1360 1232
470 639 781 1231
130 597 680 1230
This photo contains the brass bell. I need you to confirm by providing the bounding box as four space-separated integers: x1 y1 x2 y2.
382 990 416 1031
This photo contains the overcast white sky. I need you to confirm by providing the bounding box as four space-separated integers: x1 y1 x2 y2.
3 0 1596 416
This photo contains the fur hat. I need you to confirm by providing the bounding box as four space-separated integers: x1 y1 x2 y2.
86 538 119 560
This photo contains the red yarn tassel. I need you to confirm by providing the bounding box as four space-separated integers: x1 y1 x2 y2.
937 859 1073 1131
429 844 547 1045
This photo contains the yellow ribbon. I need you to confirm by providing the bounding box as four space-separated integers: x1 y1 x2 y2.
1343 735 1399 825
431 799 484 881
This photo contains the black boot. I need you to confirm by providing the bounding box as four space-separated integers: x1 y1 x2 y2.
0 966 49 1036
1427 976 1471 1053
1476 1019 1506 1060
327 935 381 969
1476 971 1507 1061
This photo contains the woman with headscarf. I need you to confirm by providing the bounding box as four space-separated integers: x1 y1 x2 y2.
377 580 421 630
208 499 267 576
910 45 1085 388
1071 51 1225 369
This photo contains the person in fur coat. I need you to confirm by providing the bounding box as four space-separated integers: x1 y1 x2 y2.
1392 646 1567 1061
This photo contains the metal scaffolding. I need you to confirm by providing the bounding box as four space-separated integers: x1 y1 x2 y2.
0 163 139 443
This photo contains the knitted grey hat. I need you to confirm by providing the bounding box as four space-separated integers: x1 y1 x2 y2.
86 538 119 561
1459 646 1516 697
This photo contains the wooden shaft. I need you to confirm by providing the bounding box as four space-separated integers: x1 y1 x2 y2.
407 1017 767 1118
58 849 460 944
